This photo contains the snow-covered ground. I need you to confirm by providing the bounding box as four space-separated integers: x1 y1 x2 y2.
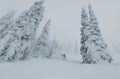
0 57 120 79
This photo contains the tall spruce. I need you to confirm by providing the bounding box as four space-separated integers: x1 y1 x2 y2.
80 7 90 63
80 5 112 64
7 0 44 61
32 19 51 58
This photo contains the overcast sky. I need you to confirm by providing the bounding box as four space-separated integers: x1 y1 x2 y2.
0 0 120 50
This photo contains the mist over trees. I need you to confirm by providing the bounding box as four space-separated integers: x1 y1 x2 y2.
0 0 114 64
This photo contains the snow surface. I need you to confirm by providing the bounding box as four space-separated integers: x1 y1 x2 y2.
0 57 120 79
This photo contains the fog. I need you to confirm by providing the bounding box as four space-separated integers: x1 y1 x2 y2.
0 0 120 50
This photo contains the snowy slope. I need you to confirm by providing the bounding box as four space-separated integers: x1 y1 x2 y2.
0 58 120 79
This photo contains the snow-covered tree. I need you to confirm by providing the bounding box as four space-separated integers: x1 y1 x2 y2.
3 0 45 61
0 11 15 40
48 36 59 58
0 11 15 62
80 7 89 63
0 11 15 36
32 19 51 58
80 5 112 64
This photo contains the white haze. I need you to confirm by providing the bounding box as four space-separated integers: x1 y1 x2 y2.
0 0 120 52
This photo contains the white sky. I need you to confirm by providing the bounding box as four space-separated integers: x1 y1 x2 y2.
0 0 120 50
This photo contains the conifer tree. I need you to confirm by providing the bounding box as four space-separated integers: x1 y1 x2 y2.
80 5 112 64
80 7 90 63
32 19 51 58
7 0 45 61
